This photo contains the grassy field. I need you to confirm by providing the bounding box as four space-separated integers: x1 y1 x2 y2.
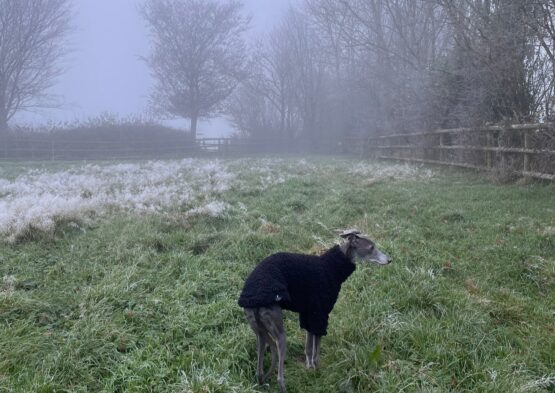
0 157 554 392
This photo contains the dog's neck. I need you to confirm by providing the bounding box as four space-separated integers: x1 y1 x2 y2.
322 245 357 284
339 242 356 263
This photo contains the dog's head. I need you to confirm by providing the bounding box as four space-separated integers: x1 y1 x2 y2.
340 229 391 265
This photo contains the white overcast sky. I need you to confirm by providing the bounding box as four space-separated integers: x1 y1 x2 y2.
14 0 291 137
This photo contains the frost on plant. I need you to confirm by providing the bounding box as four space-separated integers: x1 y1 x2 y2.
0 275 17 296
0 158 432 242
187 201 229 218
0 159 234 242
349 162 435 182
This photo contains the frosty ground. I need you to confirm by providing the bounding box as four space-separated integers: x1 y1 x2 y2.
0 157 553 392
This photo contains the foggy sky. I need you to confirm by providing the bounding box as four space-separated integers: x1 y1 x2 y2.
14 0 291 137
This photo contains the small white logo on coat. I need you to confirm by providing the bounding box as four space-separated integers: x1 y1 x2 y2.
275 294 282 301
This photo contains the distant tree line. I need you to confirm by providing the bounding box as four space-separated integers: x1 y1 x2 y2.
2 0 555 150
227 0 555 144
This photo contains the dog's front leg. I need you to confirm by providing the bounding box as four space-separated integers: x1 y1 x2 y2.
313 335 321 367
305 332 321 368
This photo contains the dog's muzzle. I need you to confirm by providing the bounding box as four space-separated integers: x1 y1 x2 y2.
368 248 392 265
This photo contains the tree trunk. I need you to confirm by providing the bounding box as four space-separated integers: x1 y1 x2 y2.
190 114 198 141
0 116 7 134
279 108 285 138
0 114 8 160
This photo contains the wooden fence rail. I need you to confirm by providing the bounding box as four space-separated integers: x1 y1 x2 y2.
0 136 335 161
363 123 555 181
2 124 554 181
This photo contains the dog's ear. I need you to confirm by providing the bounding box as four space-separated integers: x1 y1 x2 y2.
339 228 361 240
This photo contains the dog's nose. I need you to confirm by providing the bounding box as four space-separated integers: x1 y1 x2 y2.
387 257 392 264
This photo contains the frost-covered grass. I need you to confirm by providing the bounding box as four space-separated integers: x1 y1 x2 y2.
0 157 554 392
0 159 237 242
0 158 433 243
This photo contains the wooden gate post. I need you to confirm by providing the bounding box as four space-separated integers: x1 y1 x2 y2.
523 130 530 173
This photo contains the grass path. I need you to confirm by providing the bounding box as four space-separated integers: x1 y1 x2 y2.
0 157 554 392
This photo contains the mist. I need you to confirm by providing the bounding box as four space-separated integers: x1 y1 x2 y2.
0 0 553 173
1 1 554 392
12 0 290 137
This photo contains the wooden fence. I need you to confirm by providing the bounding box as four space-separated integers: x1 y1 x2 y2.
1 123 554 181
364 123 555 181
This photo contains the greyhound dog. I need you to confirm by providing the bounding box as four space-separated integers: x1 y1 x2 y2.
241 229 392 393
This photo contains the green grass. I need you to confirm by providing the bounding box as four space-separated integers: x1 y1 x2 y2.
1 157 554 392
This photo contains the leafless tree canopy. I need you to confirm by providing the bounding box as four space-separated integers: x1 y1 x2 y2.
142 0 249 139
227 0 555 149
0 0 71 134
1 0 554 157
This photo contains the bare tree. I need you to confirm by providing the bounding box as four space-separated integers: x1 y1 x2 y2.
306 0 451 134
142 0 249 140
251 34 298 140
282 8 326 142
0 0 71 137
228 7 327 145
227 39 297 141
439 0 534 125
522 0 555 119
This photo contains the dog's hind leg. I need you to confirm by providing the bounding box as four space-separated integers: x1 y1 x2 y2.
255 333 268 384
244 308 268 385
259 305 287 393
276 330 287 393
260 332 277 382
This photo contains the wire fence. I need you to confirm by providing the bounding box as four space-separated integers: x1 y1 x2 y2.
0 135 344 161
1 139 192 161
1 123 554 181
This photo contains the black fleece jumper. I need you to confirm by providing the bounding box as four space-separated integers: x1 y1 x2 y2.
238 245 356 336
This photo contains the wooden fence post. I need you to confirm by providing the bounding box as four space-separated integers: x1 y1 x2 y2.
523 130 530 173
485 130 490 169
439 133 445 163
